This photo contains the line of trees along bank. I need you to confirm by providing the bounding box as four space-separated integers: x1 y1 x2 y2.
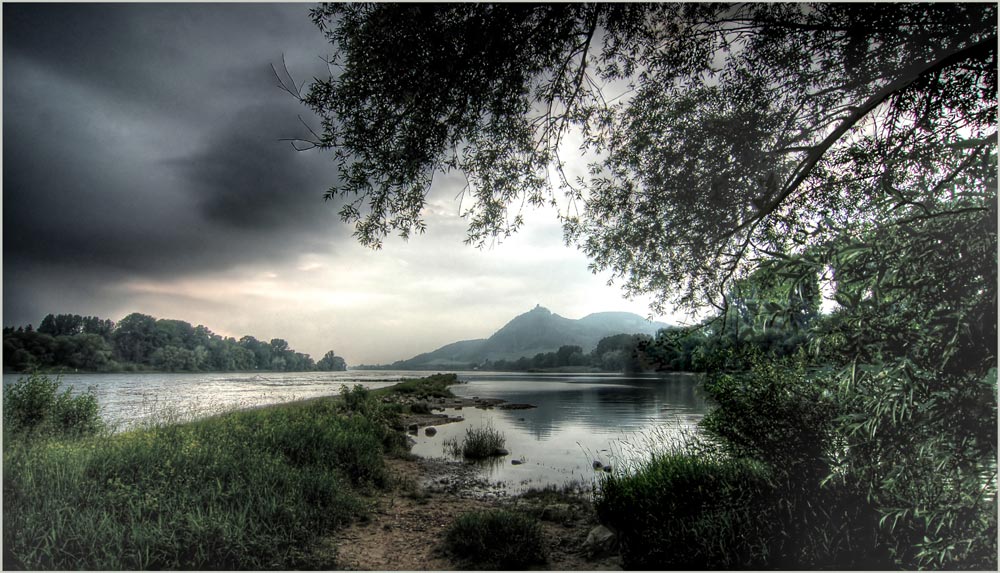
2 313 347 373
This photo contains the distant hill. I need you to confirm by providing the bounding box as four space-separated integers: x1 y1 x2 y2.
389 305 669 369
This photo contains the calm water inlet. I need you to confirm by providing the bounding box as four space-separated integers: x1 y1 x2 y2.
413 372 709 493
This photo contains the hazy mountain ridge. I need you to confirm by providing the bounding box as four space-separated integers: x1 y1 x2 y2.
390 305 669 369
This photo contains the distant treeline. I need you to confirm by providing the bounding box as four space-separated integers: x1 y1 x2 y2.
362 318 808 374
3 313 347 373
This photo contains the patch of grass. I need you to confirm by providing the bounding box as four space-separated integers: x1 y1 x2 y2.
444 509 547 569
443 424 506 459
3 378 405 570
379 373 461 400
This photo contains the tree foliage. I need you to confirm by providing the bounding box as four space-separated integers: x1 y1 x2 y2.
317 350 347 371
294 2 995 311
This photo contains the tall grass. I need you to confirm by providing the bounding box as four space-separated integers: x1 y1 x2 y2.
595 449 777 569
3 376 407 570
444 424 506 459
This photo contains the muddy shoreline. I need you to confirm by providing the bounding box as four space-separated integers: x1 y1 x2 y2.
330 454 621 570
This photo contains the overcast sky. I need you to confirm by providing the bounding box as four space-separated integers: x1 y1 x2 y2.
3 3 683 365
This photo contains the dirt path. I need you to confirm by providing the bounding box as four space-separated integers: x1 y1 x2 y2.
331 456 622 570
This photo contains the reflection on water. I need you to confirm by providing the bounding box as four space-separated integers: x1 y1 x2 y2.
410 372 709 494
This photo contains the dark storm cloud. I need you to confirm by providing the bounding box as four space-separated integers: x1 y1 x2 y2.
172 97 335 232
3 3 347 325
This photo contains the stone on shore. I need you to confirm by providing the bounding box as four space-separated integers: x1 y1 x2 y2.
584 525 618 558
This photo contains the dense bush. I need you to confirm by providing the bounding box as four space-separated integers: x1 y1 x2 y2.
444 509 546 569
700 355 840 481
698 358 892 568
3 374 103 438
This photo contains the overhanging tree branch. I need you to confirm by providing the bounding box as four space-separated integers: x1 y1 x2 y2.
733 35 997 239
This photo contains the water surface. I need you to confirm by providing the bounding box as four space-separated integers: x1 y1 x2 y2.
412 372 708 493
1 370 409 429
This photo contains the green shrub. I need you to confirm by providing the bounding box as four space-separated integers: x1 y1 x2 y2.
700 356 840 482
596 451 777 569
3 374 103 438
445 509 546 569
690 358 895 568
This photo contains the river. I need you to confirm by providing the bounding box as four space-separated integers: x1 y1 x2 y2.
2 370 709 492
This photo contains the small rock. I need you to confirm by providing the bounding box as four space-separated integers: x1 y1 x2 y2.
584 525 618 558
424 426 437 436
511 459 524 465
408 423 419 434
498 402 537 410
494 447 509 456
593 460 604 470
603 465 613 473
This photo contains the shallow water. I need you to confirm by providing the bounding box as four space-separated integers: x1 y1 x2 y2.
411 372 709 493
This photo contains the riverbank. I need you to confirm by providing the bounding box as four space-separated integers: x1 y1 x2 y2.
339 374 621 569
3 373 621 570
331 455 620 570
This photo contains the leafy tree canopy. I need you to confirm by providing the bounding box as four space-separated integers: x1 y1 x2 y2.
293 2 996 312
